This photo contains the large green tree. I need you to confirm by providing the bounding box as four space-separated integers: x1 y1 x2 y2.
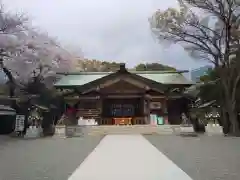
76 59 176 72
150 0 240 135
199 69 221 104
135 63 176 71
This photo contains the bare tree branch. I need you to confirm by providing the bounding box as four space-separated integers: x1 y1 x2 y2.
150 0 240 134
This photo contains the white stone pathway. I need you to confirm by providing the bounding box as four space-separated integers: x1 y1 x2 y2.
68 135 193 180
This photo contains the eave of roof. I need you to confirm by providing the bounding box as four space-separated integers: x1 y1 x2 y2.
56 70 189 75
198 100 217 108
54 70 194 87
0 105 16 111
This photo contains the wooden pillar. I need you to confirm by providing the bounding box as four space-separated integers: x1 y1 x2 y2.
95 96 100 109
144 95 150 124
96 95 102 125
163 98 169 124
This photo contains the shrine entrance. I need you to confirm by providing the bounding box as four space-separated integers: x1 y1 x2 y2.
101 97 145 125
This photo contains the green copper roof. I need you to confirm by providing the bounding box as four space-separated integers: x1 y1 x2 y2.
137 72 192 85
55 71 193 87
55 73 108 86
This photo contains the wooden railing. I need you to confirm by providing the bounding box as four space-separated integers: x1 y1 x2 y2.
114 118 132 125
98 117 146 125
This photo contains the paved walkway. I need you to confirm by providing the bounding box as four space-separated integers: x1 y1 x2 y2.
68 135 193 180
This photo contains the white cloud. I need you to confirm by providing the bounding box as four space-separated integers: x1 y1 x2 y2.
3 0 207 69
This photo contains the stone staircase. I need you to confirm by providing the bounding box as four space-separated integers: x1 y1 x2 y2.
54 125 181 137
87 125 177 136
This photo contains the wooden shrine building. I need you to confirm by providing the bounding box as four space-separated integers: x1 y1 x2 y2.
54 64 194 125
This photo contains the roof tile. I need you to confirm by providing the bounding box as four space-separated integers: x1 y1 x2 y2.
54 71 194 87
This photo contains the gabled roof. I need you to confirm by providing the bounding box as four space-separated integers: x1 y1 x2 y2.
55 70 193 87
0 105 16 115
137 71 192 85
55 73 109 87
198 100 217 109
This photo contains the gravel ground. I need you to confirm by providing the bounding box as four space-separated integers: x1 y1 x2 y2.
0 136 103 180
1 134 240 180
145 135 240 180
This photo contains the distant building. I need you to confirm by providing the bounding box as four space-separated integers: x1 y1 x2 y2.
190 65 212 82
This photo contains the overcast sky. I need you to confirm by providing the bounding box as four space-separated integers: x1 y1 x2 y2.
3 0 207 70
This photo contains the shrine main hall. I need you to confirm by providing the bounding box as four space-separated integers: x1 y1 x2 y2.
54 64 194 125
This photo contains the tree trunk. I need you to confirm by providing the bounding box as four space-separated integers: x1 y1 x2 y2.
228 108 240 136
225 95 240 136
221 107 230 134
218 77 240 136
0 61 15 97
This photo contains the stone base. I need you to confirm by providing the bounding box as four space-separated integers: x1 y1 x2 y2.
65 126 89 137
24 127 43 139
173 125 196 136
55 125 66 137
206 124 223 135
54 125 89 138
180 126 195 133
179 132 198 137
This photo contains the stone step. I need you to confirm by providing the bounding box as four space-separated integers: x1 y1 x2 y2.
88 129 173 132
55 125 178 137
87 125 175 135
87 131 172 135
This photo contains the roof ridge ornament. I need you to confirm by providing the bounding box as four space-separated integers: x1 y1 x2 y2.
119 63 127 73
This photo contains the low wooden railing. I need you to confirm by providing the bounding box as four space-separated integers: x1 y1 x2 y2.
114 118 132 125
98 117 146 125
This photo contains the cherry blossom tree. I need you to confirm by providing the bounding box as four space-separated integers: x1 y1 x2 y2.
0 4 75 96
0 4 28 96
6 30 75 85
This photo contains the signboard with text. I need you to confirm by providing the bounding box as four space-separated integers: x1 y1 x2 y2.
15 115 25 132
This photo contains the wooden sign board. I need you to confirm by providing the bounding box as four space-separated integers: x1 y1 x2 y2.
150 102 162 109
